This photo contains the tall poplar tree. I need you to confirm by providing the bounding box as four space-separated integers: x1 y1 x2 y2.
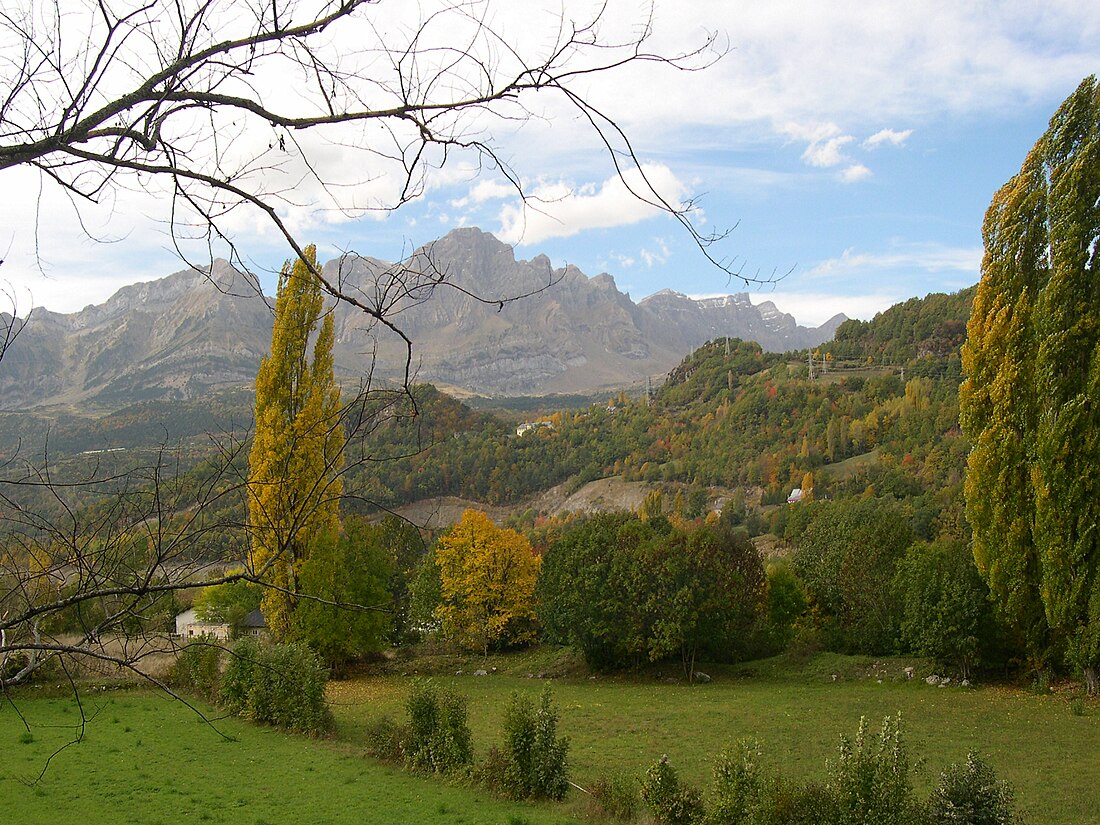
961 76 1100 689
248 246 344 641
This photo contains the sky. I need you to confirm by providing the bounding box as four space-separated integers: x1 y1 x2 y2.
1 0 1098 327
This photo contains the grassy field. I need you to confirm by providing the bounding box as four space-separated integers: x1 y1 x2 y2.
329 650 1100 824
0 690 573 825
3 652 1098 824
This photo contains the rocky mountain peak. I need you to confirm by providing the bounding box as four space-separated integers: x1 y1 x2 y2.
1 229 847 408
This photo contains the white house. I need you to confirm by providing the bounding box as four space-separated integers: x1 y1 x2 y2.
173 607 268 641
173 608 231 641
515 420 554 436
787 487 804 504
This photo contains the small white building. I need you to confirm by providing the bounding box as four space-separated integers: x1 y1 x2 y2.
173 608 231 641
515 420 554 436
787 487 804 504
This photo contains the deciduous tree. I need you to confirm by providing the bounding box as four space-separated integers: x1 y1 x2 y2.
290 517 391 669
960 76 1100 688
434 510 539 654
248 245 343 640
894 539 1001 679
792 499 912 654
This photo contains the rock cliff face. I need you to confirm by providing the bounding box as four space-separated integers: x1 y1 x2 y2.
0 261 273 410
0 228 845 409
638 289 847 354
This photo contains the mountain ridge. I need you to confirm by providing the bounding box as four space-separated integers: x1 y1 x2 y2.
0 228 845 410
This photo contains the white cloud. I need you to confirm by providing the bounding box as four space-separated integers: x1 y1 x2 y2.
808 244 983 277
468 179 516 204
840 164 873 183
589 0 1100 143
864 128 914 149
803 135 855 168
782 122 875 180
640 238 672 267
450 179 516 209
496 164 691 245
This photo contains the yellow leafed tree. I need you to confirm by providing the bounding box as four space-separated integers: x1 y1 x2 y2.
248 246 343 641
434 510 540 654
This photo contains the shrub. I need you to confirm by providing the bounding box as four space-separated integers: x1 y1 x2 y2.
247 642 331 734
753 780 839 825
402 679 473 775
705 739 765 825
826 714 919 824
218 640 330 735
474 746 512 797
433 686 474 772
641 755 703 825
500 688 570 800
172 642 222 701
926 751 1015 825
219 638 259 714
588 774 639 821
363 715 405 762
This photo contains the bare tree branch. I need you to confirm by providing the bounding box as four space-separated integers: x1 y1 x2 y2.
0 0 758 739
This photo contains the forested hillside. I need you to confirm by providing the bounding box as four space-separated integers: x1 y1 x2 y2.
337 287 974 542
0 286 975 540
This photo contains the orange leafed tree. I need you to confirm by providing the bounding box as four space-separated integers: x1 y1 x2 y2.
434 510 539 654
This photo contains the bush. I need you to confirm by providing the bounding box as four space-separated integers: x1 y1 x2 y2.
362 715 405 762
705 739 765 825
217 640 330 735
826 714 919 824
474 746 513 797
926 752 1015 825
588 774 639 821
632 718 1015 825
753 780 839 825
219 638 259 714
247 642 331 735
403 679 473 774
500 688 570 800
642 755 703 825
172 642 222 701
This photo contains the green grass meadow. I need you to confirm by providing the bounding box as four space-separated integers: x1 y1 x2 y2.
3 654 1098 825
329 653 1100 824
1 690 572 825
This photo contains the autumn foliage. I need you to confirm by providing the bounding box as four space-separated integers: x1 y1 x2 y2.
434 510 540 654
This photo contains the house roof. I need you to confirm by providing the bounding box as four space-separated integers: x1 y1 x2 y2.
241 607 266 627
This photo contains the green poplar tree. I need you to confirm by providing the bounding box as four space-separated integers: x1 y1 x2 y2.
1032 78 1100 693
961 76 1100 689
248 245 343 641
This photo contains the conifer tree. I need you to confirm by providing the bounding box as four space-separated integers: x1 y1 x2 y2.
248 246 343 641
961 76 1100 688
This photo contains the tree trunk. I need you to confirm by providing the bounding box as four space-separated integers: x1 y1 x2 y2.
1085 666 1099 696
681 646 696 683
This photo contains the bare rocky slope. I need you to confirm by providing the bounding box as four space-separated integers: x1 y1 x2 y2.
1 228 844 410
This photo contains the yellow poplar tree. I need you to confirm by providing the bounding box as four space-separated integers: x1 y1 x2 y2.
248 246 343 641
800 471 815 502
961 76 1100 688
434 510 540 654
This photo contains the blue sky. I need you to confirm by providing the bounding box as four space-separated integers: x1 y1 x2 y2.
2 1 1097 326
